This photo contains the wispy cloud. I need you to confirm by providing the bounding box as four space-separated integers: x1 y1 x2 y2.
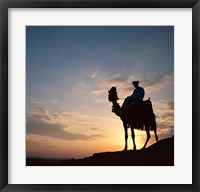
92 90 107 95
28 96 42 105
90 71 98 79
100 74 135 89
142 71 174 92
105 71 172 91
27 106 104 141
27 118 102 141
77 82 91 89
153 100 174 137
91 70 173 102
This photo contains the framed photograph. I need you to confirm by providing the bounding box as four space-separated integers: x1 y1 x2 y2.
0 0 199 191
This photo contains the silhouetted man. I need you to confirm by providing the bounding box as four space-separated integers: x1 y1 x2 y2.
122 81 145 109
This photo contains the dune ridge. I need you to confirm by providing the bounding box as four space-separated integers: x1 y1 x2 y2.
26 136 174 166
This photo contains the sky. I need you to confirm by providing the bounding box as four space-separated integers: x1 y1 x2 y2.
26 26 174 159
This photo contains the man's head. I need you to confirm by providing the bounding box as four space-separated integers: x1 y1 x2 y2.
132 80 139 88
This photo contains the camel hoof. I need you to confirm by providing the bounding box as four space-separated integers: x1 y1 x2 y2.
156 137 159 142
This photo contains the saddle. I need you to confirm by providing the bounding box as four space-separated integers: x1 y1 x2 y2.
124 99 155 129
129 98 153 113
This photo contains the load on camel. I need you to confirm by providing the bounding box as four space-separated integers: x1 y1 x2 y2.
108 81 158 151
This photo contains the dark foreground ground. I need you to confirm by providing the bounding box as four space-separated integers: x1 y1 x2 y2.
27 136 174 166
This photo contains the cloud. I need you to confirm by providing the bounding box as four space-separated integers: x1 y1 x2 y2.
27 107 92 124
77 82 91 89
26 106 104 141
27 97 61 110
27 107 55 123
101 74 134 89
91 74 135 101
121 71 173 93
152 100 174 138
92 90 107 95
154 100 174 113
92 70 173 98
48 99 59 104
90 72 98 78
142 71 174 92
27 116 103 141
157 128 174 139
28 96 42 105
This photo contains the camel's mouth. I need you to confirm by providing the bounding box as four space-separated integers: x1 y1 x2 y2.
112 106 123 117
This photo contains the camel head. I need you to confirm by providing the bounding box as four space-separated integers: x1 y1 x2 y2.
108 87 123 117
108 87 119 102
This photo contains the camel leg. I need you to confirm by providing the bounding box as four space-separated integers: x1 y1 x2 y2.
152 121 158 142
131 127 136 151
123 122 128 151
154 129 158 142
142 126 151 149
152 115 158 142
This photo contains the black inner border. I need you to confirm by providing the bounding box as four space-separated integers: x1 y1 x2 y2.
0 0 199 191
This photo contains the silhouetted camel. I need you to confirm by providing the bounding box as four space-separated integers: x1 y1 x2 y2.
108 87 158 150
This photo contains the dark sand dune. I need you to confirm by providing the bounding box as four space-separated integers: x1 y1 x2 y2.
27 136 174 166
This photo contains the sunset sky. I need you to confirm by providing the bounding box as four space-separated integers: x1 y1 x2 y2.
26 26 174 159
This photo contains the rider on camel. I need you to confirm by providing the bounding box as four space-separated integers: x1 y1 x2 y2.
122 80 145 109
